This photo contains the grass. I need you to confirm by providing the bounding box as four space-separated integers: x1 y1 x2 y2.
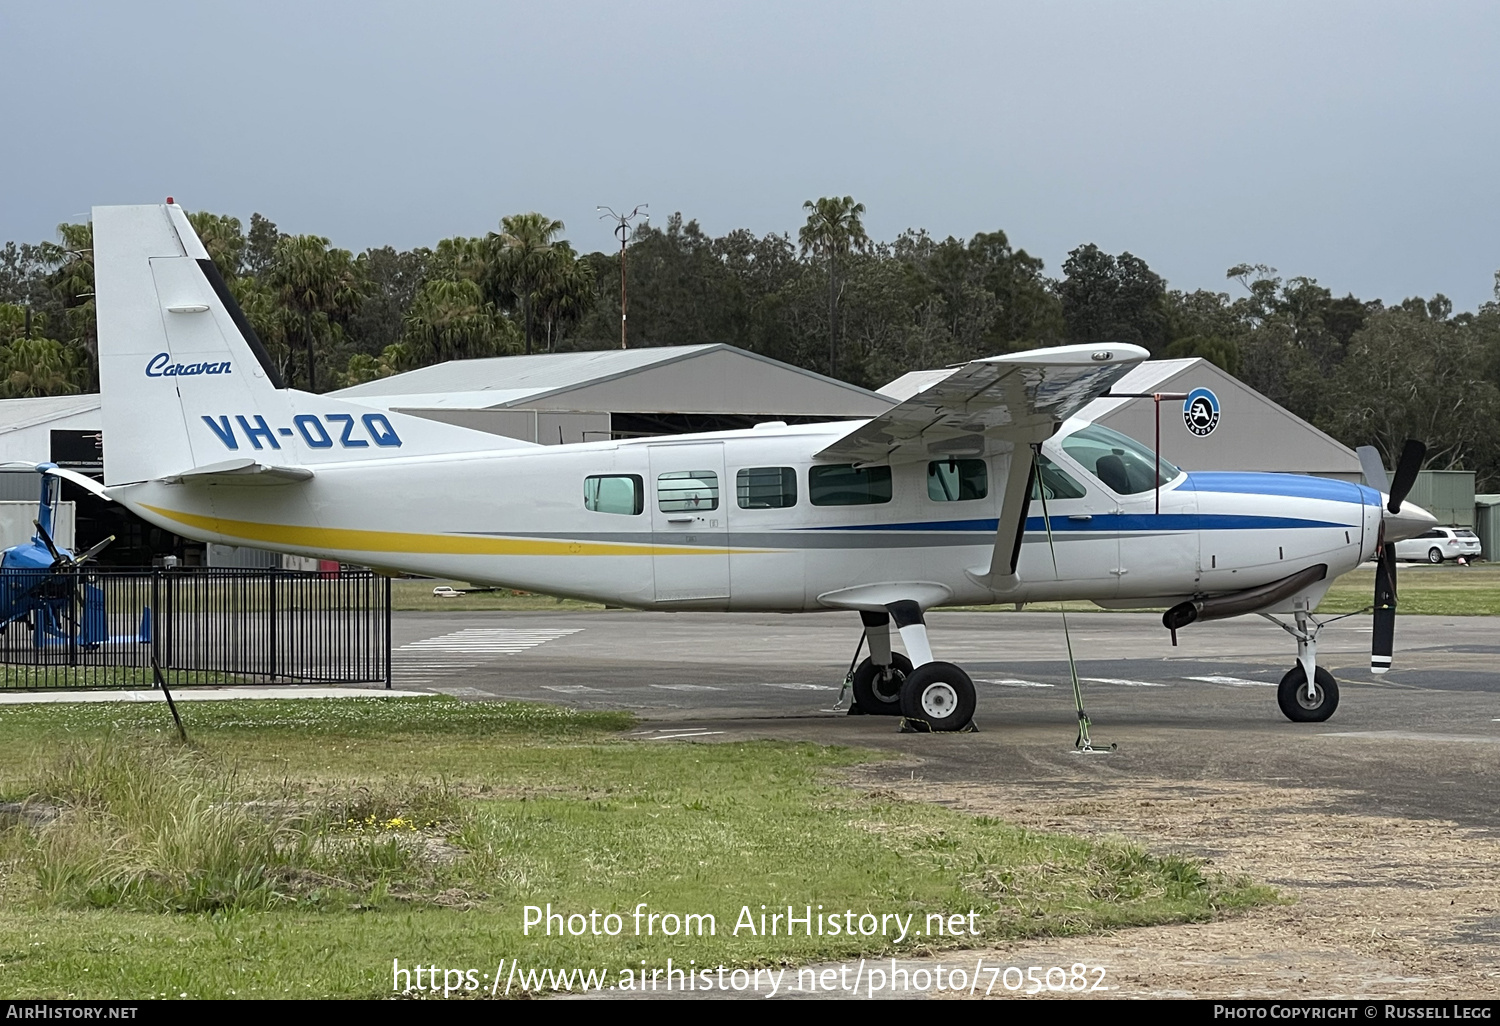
948 563 1500 617
1317 563 1500 616
0 697 1270 998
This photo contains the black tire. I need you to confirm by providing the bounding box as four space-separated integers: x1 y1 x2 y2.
851 654 913 716
899 661 977 732
1277 664 1340 723
1427 548 1443 564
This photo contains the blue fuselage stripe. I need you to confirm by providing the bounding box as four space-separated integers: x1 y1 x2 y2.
807 514 1350 534
1180 472 1379 506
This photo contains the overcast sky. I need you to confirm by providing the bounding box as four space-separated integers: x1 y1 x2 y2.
3 1 1498 309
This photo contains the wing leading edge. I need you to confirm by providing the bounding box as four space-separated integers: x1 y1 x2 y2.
815 343 1151 591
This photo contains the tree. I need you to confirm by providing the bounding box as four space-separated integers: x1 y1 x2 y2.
187 212 246 279
0 336 84 397
400 278 519 365
1058 244 1167 351
532 242 596 351
799 196 869 378
349 246 431 356
264 235 367 391
244 213 281 278
486 213 566 355
1323 307 1500 476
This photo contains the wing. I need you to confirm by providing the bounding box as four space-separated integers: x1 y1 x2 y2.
816 343 1150 589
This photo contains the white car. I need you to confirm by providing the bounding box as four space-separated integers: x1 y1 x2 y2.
1392 527 1482 564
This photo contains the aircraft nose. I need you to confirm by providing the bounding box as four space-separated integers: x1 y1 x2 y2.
1383 498 1438 542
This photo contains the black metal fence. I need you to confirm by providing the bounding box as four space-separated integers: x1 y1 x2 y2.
0 568 391 690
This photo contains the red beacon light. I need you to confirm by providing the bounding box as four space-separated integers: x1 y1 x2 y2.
166 196 174 205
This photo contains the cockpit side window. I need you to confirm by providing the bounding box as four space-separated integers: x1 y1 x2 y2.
1059 424 1179 495
926 459 988 501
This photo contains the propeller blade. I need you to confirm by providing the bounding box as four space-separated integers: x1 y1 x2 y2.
32 519 63 563
42 466 114 502
1371 542 1397 674
73 534 115 564
1386 439 1427 514
1356 446 1390 495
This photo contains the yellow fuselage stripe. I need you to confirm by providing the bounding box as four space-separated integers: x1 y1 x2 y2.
141 505 751 557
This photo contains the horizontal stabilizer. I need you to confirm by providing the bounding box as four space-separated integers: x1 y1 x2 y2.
162 458 314 485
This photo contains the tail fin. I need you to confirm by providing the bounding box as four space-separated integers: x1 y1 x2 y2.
93 202 526 487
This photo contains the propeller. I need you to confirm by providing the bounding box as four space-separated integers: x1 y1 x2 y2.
32 518 65 565
1356 439 1428 675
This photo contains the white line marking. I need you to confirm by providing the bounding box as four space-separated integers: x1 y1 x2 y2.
976 678 1055 688
650 684 723 691
1321 730 1500 745
1185 675 1275 687
757 683 839 691
648 731 724 741
1081 677 1166 687
399 628 583 654
541 685 606 694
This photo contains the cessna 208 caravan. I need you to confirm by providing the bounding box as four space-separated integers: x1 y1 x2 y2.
78 202 1437 731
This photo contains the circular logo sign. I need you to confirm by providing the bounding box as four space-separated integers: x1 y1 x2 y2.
1183 387 1220 437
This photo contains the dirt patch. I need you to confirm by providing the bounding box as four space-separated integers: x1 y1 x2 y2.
858 773 1500 998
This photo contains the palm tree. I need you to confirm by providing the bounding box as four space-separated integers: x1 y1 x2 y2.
487 213 565 355
799 196 869 378
401 278 517 364
266 235 367 391
534 242 596 351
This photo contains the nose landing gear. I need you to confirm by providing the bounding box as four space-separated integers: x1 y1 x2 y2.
1262 607 1341 723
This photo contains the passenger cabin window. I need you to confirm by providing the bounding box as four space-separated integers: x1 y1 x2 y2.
1031 455 1087 501
737 467 797 509
1059 423 1179 495
584 474 643 515
927 459 988 501
657 470 720 512
809 465 892 506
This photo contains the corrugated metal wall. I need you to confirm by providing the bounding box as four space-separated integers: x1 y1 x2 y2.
1401 471 1476 527
1474 497 1500 561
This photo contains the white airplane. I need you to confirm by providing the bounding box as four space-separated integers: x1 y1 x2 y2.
78 203 1437 731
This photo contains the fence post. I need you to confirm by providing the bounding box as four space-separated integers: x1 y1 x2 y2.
150 571 161 688
384 575 392 690
268 572 278 681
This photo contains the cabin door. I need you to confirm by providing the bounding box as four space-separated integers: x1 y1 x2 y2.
648 443 730 603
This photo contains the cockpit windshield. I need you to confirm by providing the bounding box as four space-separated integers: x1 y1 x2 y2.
1059 423 1180 495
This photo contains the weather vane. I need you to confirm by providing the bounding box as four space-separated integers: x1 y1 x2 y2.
597 204 648 349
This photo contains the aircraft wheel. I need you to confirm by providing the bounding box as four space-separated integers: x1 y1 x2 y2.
1427 548 1443 564
899 661 976 732
851 654 913 716
1277 665 1339 723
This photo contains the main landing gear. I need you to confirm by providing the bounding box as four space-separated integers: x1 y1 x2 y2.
849 603 976 732
1263 608 1340 723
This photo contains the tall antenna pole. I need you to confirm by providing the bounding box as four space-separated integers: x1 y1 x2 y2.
597 204 647 349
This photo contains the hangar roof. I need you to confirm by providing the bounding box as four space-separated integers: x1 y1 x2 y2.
329 344 894 416
0 394 101 435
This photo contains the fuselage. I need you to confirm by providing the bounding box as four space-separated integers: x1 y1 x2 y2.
112 416 1380 615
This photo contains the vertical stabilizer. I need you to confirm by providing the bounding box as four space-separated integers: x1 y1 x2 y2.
93 202 531 487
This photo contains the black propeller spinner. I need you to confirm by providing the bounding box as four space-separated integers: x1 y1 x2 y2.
1357 439 1427 674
